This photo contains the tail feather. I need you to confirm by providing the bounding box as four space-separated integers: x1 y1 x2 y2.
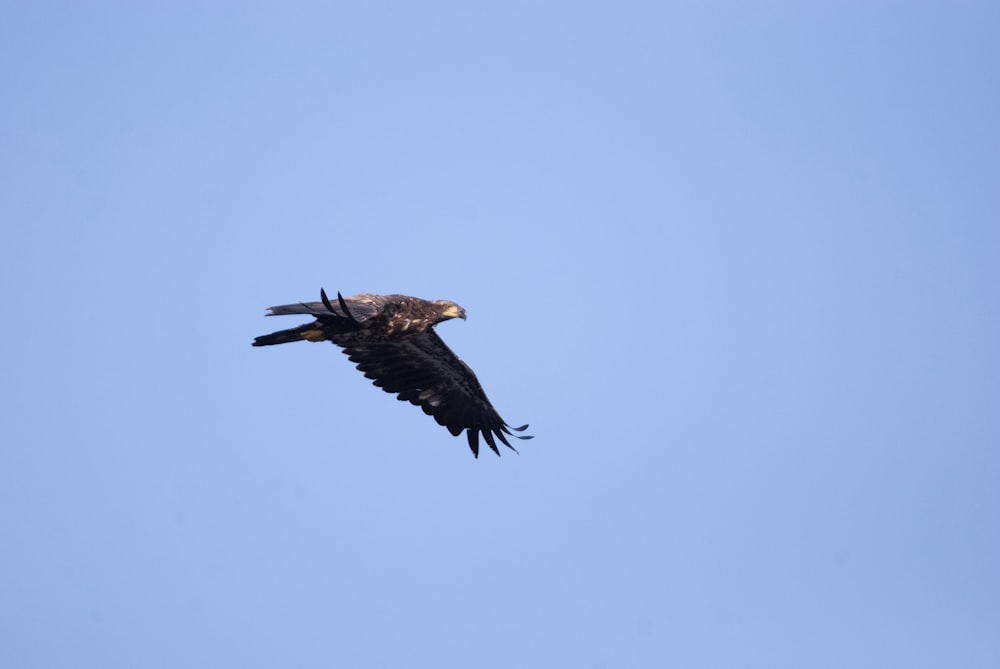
253 324 321 347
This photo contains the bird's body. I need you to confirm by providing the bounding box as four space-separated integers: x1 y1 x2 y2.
253 289 531 457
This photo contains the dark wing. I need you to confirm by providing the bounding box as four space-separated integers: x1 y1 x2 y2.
342 330 532 457
264 292 385 323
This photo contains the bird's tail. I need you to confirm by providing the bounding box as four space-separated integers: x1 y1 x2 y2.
252 324 325 347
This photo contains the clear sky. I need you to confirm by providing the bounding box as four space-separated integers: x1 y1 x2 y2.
2 2 998 667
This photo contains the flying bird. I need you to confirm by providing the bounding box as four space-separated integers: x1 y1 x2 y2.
253 289 532 457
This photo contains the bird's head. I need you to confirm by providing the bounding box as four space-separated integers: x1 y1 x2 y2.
435 300 467 321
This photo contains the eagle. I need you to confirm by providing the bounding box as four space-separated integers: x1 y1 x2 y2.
253 289 532 457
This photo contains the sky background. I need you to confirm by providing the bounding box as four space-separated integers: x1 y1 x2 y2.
2 2 998 667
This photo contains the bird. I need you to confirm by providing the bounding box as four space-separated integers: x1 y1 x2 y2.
253 289 532 457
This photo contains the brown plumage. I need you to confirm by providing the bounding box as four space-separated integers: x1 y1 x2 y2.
253 289 532 457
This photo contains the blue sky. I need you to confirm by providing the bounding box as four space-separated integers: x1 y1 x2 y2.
2 2 998 667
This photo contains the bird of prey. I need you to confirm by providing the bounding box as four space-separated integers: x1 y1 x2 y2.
253 289 532 457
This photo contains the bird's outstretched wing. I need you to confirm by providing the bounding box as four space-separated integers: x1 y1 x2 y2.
341 330 532 457
264 290 385 323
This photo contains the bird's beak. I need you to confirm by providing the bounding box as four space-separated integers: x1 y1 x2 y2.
445 305 467 320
